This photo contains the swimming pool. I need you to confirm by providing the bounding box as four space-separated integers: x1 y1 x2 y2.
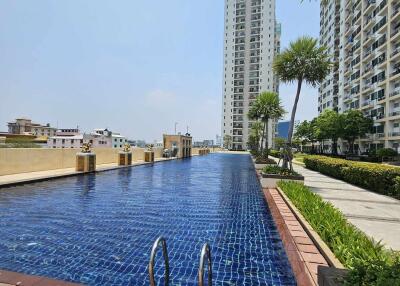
0 154 295 285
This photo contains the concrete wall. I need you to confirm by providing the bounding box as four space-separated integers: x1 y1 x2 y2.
0 147 164 176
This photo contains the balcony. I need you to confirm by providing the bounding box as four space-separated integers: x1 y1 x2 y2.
365 0 376 14
392 5 400 18
343 94 352 101
391 27 400 39
389 111 400 117
389 132 400 137
389 88 400 97
373 133 385 140
392 46 400 58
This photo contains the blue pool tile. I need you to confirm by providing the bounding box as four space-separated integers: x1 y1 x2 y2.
0 154 295 285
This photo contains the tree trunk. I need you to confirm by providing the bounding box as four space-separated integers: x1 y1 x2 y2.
349 139 354 154
265 118 269 157
283 78 302 169
260 121 265 152
332 139 338 155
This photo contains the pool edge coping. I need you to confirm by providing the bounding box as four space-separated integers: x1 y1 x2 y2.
0 157 178 188
0 269 81 286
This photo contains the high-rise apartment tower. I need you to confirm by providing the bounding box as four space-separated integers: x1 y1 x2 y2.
318 0 341 114
222 0 280 150
320 0 400 152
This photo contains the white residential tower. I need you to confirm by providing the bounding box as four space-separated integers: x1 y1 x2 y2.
222 0 280 150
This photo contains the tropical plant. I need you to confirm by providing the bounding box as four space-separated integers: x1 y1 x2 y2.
376 148 398 161
273 36 331 167
341 110 373 154
274 137 286 150
248 91 285 155
223 135 232 150
294 120 318 153
249 121 263 152
263 165 299 176
247 135 258 154
278 181 399 285
315 109 343 155
269 149 281 158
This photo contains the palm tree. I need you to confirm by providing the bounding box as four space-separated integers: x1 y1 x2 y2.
250 121 263 151
248 92 285 155
273 36 331 167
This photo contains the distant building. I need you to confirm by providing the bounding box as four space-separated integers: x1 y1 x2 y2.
163 134 192 158
276 121 290 140
153 141 163 148
128 140 147 148
8 118 56 137
47 128 126 149
112 134 127 149
193 140 215 147
221 0 280 150
215 135 222 147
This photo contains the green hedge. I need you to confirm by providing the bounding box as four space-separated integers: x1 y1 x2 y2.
303 155 400 199
278 181 400 285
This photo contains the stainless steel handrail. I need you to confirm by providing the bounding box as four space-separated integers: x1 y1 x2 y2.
198 243 212 286
149 236 170 286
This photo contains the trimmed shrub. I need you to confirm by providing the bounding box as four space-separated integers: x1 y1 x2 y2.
303 155 400 198
278 181 400 285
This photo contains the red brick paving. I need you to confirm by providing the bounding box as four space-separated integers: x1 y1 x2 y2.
264 188 329 286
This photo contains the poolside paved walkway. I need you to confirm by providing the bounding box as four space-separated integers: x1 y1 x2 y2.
291 163 400 251
0 158 174 187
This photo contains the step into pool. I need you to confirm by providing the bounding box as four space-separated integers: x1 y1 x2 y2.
0 154 295 285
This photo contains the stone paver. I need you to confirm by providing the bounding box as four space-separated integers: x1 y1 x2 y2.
292 163 400 251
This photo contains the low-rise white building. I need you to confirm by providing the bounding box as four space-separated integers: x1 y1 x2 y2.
112 134 127 148
47 128 127 149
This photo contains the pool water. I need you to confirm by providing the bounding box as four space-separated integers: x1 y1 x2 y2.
0 154 295 285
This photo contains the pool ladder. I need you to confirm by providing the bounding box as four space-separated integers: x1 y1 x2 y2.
148 236 212 286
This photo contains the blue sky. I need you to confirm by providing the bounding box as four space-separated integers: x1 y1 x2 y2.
0 1 319 141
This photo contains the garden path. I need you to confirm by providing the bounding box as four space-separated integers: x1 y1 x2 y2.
292 163 400 251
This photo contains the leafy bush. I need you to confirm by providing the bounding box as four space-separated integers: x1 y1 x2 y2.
376 148 398 160
395 177 400 195
344 255 400 286
250 149 260 157
263 165 299 176
255 157 276 164
254 149 277 164
278 181 399 285
269 149 281 158
304 155 400 198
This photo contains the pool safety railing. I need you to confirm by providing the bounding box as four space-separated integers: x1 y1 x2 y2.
149 236 170 286
198 243 212 286
148 238 213 286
